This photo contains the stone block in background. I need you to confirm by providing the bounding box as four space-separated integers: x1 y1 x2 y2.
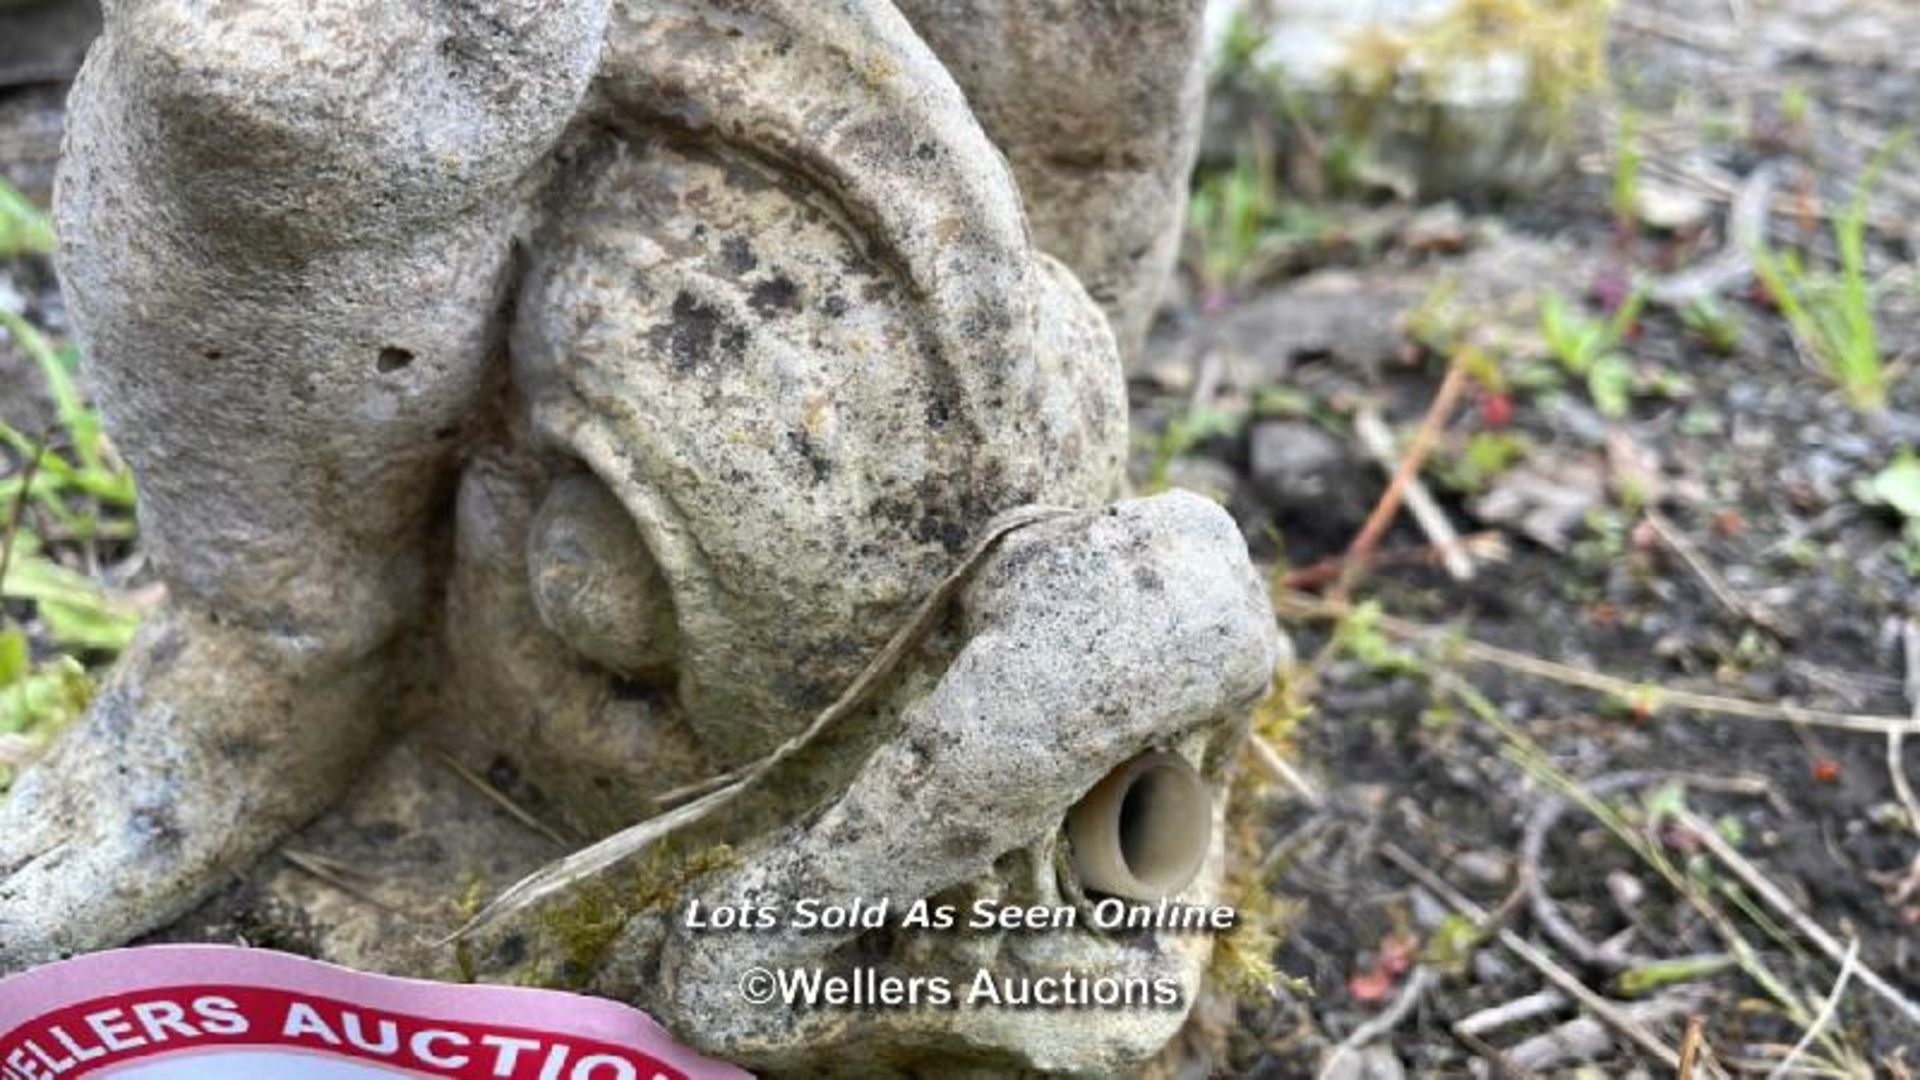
1201 0 1612 200
0 0 100 89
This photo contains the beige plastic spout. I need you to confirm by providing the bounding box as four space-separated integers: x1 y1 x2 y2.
1066 751 1212 901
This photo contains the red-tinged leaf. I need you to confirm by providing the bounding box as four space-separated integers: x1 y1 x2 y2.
1348 969 1394 1005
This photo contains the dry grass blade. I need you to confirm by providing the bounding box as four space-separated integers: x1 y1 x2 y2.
1276 592 1920 736
1249 731 1321 803
282 848 405 916
1894 621 1920 836
1643 507 1780 634
1766 938 1858 1080
1675 809 1920 1030
446 505 1078 943
1380 841 1724 1078
429 745 573 847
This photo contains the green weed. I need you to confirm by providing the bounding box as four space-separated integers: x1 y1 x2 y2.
1537 288 1645 418
1434 431 1532 495
1680 297 1739 355
0 178 54 259
1860 451 1920 573
0 304 142 792
1187 139 1329 294
1611 107 1641 237
1142 405 1246 493
1751 140 1904 411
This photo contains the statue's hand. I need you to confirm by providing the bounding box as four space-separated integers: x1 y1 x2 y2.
787 492 1279 907
638 493 1279 1063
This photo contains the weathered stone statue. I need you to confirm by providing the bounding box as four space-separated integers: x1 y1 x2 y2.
0 2 1278 1075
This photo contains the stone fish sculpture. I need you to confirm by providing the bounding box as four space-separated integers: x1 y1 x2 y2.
0 1 1279 1075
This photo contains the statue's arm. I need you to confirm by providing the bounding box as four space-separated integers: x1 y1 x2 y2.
0 0 610 970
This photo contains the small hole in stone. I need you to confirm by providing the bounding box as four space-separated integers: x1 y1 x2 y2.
376 346 415 374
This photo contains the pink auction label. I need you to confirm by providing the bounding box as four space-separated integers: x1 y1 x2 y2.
0 946 751 1080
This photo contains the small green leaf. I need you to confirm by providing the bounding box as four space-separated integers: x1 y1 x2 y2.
0 626 27 688
0 655 92 737
1588 354 1635 418
1640 779 1689 825
0 177 55 258
1 556 142 653
1420 913 1485 977
1865 452 1920 521
1615 953 1734 997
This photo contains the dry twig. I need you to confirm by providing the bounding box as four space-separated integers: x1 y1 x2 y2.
1648 162 1777 307
1676 809 1920 1029
1283 531 1506 591
1275 591 1920 737
1335 359 1471 597
1678 1015 1707 1079
1380 842 1722 1077
1351 406 1475 582
1455 990 1569 1038
1894 621 1920 837
1505 991 1708 1073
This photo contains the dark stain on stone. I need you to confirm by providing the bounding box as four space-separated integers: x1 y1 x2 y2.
720 235 757 274
1133 565 1164 593
492 933 528 969
216 733 264 764
787 429 831 483
362 821 405 845
662 291 724 374
611 675 672 705
486 756 520 790
748 274 800 317
924 393 952 429
130 804 185 853
722 161 772 194
821 293 849 318
943 825 991 860
145 626 187 679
